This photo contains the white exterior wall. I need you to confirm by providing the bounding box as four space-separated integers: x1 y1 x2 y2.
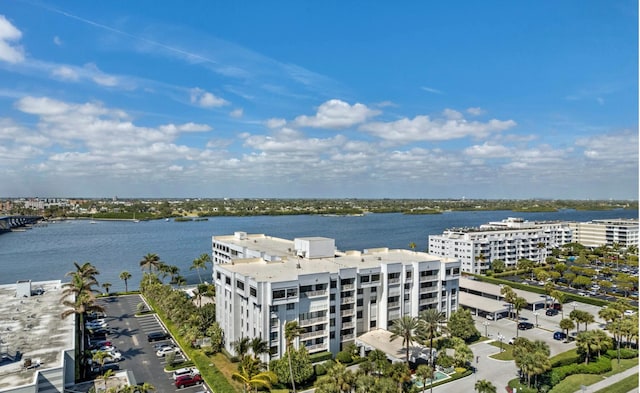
213 236 460 361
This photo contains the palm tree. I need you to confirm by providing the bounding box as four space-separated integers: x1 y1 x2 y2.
68 262 100 283
233 337 251 361
512 296 527 337
102 282 112 295
389 315 420 366
190 253 210 284
415 364 434 393
119 271 132 293
99 369 115 391
409 242 417 251
284 320 304 393
418 308 448 367
501 285 516 319
475 379 496 393
559 318 575 339
232 358 277 393
250 337 269 360
92 350 112 375
551 290 567 319
139 253 161 273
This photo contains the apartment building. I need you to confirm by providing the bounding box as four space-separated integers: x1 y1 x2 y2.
212 232 460 362
568 219 639 248
428 217 573 274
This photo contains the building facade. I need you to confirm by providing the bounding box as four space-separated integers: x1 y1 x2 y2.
428 217 573 274
212 232 460 362
568 219 639 248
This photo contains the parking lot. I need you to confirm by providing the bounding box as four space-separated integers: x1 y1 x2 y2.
92 295 209 393
473 300 609 357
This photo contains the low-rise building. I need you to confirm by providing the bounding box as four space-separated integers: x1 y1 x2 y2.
212 232 460 362
568 219 639 248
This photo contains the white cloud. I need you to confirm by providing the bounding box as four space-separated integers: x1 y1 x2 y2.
51 66 79 81
83 63 120 87
421 86 442 94
360 113 516 143
464 142 512 158
467 107 485 116
293 99 380 129
190 87 229 108
0 15 25 63
230 108 243 118
576 130 638 162
53 36 62 46
266 118 286 129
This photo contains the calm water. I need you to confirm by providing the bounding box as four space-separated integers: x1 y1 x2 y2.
0 210 637 291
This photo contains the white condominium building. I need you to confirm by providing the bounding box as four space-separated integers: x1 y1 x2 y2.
428 217 573 274
212 232 460 362
568 219 639 248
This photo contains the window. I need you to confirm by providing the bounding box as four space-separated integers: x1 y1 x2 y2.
286 303 295 310
216 272 221 280
357 288 363 295
357 311 363 318
225 276 231 285
371 274 380 282
330 280 337 288
330 332 335 339
371 297 377 304
406 271 412 279
370 287 377 293
273 290 286 299
270 305 279 312
287 288 298 298
250 287 257 297
357 299 363 306
330 294 335 300
361 275 370 283
236 280 244 290
370 320 377 328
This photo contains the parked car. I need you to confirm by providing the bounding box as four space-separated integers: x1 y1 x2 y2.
545 308 558 316
147 331 170 342
156 346 180 357
175 374 203 389
153 342 173 351
518 322 534 330
552 303 563 311
172 367 200 380
90 362 120 375
553 331 567 340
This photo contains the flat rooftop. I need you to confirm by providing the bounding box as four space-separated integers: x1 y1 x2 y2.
218 241 459 283
0 280 74 390
459 276 547 305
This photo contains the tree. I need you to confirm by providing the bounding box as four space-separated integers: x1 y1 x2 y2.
270 346 313 390
232 357 277 393
512 296 527 337
418 308 448 367
315 361 354 393
501 285 517 319
475 379 496 393
447 308 480 342
409 242 417 251
284 320 304 393
559 318 575 339
250 337 269 360
140 253 161 273
367 349 389 377
551 290 567 319
415 364 434 393
119 271 132 293
233 337 251 361
190 253 211 284
92 350 112 375
102 282 112 295
491 259 505 273
389 315 420 366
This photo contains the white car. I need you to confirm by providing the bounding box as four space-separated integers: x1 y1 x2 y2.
624 310 636 316
91 349 124 362
172 367 200 380
156 346 180 357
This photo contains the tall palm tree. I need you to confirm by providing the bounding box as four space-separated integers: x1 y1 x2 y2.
139 253 161 273
68 262 100 283
418 308 448 366
389 315 420 366
551 290 567 319
119 271 132 293
190 253 211 284
284 320 304 393
250 337 269 360
475 379 496 393
501 285 516 319
512 296 527 337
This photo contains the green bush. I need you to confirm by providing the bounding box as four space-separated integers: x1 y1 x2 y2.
549 355 612 386
552 353 581 367
314 363 327 376
606 349 638 359
309 351 333 363
335 350 353 364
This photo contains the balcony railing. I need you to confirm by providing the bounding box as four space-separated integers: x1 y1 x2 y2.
341 321 354 329
306 343 328 352
420 276 438 283
341 283 355 290
303 289 328 298
419 298 437 305
340 297 355 304
299 316 326 326
300 329 327 340
388 277 401 285
340 309 353 317
388 301 400 309
341 333 355 340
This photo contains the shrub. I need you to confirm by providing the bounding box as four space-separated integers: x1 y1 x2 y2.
548 355 612 386
314 363 327 376
309 351 333 363
335 350 353 364
606 348 638 359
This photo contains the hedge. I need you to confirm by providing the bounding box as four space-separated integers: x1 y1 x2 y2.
309 351 333 363
549 355 612 386
606 349 639 359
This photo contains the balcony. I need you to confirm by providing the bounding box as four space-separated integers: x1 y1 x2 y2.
306 343 328 352
388 277 401 285
299 316 326 326
340 309 353 317
341 333 355 340
420 276 438 283
340 297 355 304
342 321 355 329
388 301 400 309
341 283 355 290
303 289 328 298
300 329 327 340
419 298 437 306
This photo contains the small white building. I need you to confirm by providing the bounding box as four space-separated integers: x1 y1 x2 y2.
212 233 461 362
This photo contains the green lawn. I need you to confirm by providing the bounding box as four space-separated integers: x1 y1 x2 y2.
487 341 514 361
549 357 639 393
594 373 639 393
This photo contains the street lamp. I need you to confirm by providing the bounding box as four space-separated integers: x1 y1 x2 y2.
534 312 539 327
483 321 490 337
498 332 504 352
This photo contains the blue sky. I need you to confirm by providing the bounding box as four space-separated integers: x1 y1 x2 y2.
0 1 637 199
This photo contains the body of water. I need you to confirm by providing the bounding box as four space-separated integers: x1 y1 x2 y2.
0 209 636 292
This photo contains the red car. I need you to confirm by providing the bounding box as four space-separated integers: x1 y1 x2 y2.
175 374 203 389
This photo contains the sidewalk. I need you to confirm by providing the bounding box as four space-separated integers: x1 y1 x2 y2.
582 367 638 393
